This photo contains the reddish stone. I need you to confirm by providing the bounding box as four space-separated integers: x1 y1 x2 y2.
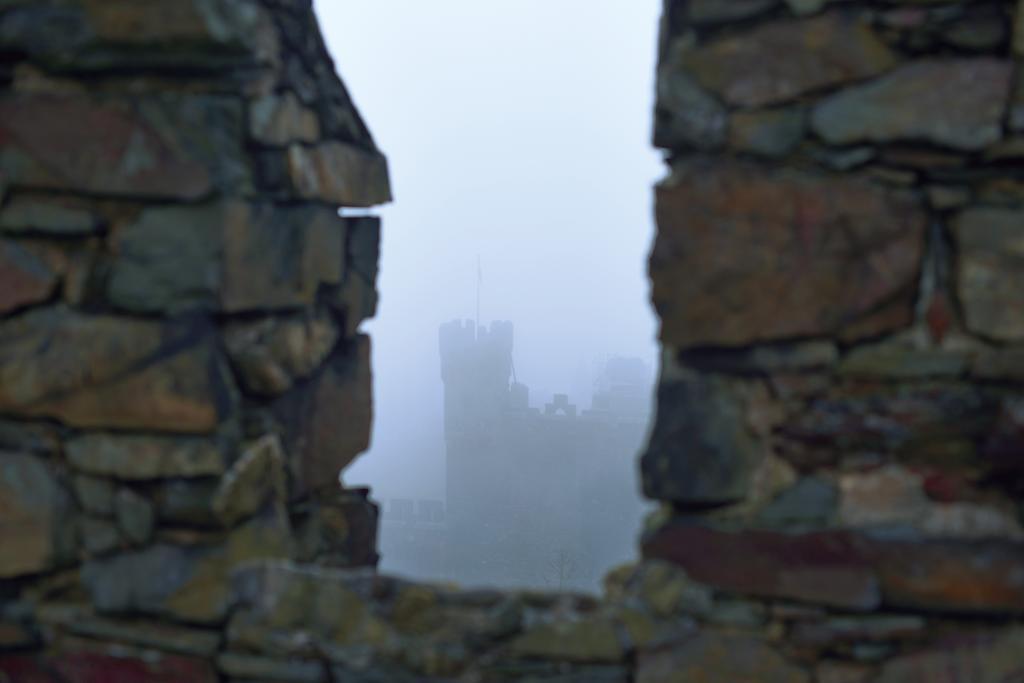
870 539 1024 614
0 240 58 314
0 652 217 683
642 523 881 610
0 94 239 200
925 293 954 344
645 523 1024 614
0 655 59 683
651 159 926 348
922 471 971 503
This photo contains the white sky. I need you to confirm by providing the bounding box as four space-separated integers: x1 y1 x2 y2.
315 1 664 501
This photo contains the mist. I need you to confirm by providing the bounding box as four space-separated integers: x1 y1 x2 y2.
315 1 663 590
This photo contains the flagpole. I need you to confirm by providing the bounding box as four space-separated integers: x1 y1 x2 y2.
475 255 481 338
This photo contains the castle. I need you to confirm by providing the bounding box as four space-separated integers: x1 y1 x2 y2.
437 319 651 590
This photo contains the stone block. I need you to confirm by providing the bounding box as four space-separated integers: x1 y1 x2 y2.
67 434 226 480
107 201 345 315
0 0 269 73
637 633 809 683
114 487 156 545
727 106 805 158
250 91 320 145
275 336 372 496
0 451 76 578
645 522 1024 614
812 59 1013 151
643 522 881 610
292 488 380 568
0 308 236 432
651 159 926 347
211 435 288 526
640 362 762 505
72 475 115 516
0 238 60 314
681 12 895 107
287 142 391 207
511 615 625 664
224 312 340 397
81 513 292 624
876 629 1024 682
654 40 727 151
777 383 996 470
217 652 327 681
0 93 248 199
80 517 121 556
953 207 1024 341
0 650 218 683
685 0 778 24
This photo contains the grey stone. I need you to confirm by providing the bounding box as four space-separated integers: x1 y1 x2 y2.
1011 69 1024 132
812 59 1013 151
706 599 767 628
757 477 838 527
654 41 727 151
784 0 828 15
106 203 222 314
811 146 875 171
250 91 320 145
66 434 226 480
80 517 121 555
108 201 346 315
640 361 761 505
941 14 1007 51
0 0 269 72
0 418 59 454
0 451 76 578
72 475 115 516
728 107 804 157
686 0 778 24
115 487 156 545
953 207 1024 341
156 479 220 526
0 197 100 235
972 347 1024 381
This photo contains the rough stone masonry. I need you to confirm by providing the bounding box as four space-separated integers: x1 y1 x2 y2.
1 0 1024 682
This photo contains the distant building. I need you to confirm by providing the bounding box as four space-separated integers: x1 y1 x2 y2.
436 319 652 591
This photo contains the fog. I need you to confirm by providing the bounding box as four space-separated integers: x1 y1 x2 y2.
315 1 663 589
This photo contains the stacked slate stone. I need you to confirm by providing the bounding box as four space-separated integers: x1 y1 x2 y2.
640 0 1024 679
0 0 388 679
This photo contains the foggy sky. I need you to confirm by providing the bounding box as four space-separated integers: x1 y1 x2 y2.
314 1 664 502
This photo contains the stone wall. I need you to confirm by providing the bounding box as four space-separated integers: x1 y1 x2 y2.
640 0 1024 679
3 0 1024 682
0 0 391 679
